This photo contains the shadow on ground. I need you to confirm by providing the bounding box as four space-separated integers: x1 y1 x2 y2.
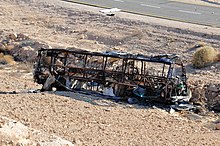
52 90 172 111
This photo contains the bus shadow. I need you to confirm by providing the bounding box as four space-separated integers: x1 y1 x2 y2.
52 90 171 111
53 91 122 107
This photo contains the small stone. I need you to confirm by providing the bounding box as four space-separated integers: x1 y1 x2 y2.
22 46 35 51
78 34 85 39
5 44 15 51
104 108 111 112
9 33 17 40
216 123 220 130
112 47 121 50
25 22 30 25
17 33 28 40
0 43 6 50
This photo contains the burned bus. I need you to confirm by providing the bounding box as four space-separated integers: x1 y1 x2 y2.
34 48 191 103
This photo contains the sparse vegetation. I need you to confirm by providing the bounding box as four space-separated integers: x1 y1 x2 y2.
192 46 218 68
0 54 16 65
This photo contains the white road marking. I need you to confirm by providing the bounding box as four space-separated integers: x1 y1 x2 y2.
140 4 160 9
114 0 124 2
178 10 201 15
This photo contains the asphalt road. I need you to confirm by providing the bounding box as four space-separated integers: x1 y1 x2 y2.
63 0 220 27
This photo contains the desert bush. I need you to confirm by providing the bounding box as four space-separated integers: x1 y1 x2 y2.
192 46 218 68
0 54 16 65
3 55 16 65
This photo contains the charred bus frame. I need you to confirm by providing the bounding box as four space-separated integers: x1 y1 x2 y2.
34 48 190 102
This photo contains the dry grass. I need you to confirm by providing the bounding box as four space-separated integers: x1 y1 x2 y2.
192 46 218 68
0 54 16 65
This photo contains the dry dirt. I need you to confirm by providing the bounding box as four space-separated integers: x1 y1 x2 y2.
0 0 220 145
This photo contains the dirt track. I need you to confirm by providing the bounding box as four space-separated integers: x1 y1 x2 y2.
0 0 220 145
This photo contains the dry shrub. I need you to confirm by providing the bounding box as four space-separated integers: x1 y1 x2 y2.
192 46 218 68
0 54 16 65
4 55 16 65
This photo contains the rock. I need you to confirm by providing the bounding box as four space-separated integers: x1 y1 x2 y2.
0 116 74 146
113 47 120 50
17 33 28 40
1 40 9 45
78 34 86 39
5 44 15 51
22 46 35 51
207 84 219 92
0 43 6 51
8 33 17 40
216 123 220 130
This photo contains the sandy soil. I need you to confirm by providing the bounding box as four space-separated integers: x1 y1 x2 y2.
0 0 220 145
0 116 74 146
0 65 220 146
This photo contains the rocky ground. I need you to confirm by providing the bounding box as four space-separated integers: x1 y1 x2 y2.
0 0 220 145
0 116 74 146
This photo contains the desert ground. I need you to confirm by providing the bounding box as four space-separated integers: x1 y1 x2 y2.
0 0 220 145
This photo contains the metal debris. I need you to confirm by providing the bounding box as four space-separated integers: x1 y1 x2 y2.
34 48 191 103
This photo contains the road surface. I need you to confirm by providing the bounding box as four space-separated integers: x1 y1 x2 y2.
63 0 220 27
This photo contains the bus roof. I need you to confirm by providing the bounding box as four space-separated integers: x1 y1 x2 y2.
39 48 183 65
